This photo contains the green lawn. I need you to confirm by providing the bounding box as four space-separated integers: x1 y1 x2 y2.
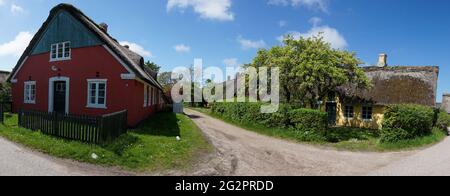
0 112 212 172
189 107 447 152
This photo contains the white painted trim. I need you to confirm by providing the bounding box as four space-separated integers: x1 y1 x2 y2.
50 41 71 62
143 84 148 107
24 81 36 104
121 73 136 80
102 45 133 74
86 79 107 109
10 56 29 81
48 76 70 114
11 79 18 84
49 58 71 62
87 79 108 82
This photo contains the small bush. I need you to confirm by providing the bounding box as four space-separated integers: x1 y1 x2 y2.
436 110 450 132
381 104 435 143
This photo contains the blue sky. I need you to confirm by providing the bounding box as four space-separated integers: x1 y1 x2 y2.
0 0 449 101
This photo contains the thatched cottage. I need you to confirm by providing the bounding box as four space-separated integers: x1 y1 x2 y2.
328 54 439 129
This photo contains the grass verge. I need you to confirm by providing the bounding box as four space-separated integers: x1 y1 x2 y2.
189 107 447 152
0 112 212 172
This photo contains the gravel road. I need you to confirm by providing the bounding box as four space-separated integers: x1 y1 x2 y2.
0 137 129 176
185 109 414 176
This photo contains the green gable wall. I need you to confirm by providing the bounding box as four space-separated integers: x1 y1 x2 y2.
31 10 104 55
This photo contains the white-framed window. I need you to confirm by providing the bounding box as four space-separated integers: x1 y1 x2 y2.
150 87 154 106
144 85 149 107
344 105 354 119
50 41 71 61
24 81 36 104
87 79 107 109
362 105 373 121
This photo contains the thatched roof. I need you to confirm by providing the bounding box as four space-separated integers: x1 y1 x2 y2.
7 3 163 90
338 66 439 107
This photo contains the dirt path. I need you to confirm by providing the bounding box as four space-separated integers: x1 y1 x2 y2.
185 109 414 176
0 137 131 176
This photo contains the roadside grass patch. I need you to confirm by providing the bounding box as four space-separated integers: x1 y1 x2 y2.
190 107 447 152
0 112 212 172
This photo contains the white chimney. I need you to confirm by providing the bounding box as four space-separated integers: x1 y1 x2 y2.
377 53 388 67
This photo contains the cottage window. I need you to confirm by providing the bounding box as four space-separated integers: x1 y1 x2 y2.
87 80 107 109
151 87 154 106
344 105 354 119
362 106 373 120
50 41 71 61
24 81 36 104
144 85 149 107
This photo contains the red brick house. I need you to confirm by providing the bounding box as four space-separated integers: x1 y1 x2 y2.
7 4 165 126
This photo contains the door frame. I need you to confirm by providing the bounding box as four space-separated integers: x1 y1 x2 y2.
48 76 70 114
326 102 337 125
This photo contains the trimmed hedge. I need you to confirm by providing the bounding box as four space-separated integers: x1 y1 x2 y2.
210 102 327 133
381 104 435 143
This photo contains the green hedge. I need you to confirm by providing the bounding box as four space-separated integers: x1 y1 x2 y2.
381 104 435 143
436 110 450 132
210 102 327 133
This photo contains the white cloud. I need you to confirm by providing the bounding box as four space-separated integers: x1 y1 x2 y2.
268 0 328 12
0 31 33 57
279 25 348 49
309 17 322 26
119 41 153 58
174 44 191 53
279 20 287 27
11 4 25 14
237 36 266 50
0 0 5 6
167 0 234 21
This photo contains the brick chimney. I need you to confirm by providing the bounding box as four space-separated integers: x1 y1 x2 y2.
377 53 388 67
99 23 108 33
442 94 450 114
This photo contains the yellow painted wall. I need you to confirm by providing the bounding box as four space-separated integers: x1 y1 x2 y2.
321 97 385 130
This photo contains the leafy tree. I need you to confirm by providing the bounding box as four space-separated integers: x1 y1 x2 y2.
145 61 161 73
250 34 371 107
0 83 11 102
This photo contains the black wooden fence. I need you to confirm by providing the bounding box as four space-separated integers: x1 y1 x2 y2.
0 102 12 124
18 109 128 144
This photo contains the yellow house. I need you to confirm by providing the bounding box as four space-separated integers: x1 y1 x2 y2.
325 54 439 130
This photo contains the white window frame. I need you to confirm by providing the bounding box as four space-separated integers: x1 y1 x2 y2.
149 86 153 106
50 41 71 62
144 85 149 107
24 81 36 104
87 79 107 109
154 88 157 105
